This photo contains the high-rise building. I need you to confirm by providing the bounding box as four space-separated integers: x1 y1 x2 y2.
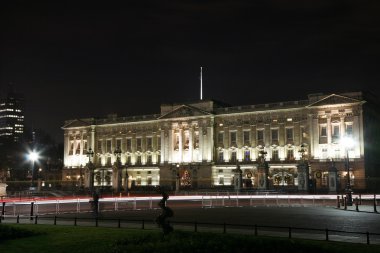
62 91 380 193
0 91 25 144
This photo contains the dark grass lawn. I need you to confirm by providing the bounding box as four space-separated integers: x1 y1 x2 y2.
1 224 379 253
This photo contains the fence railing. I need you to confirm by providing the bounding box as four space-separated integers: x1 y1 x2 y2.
1 194 378 217
1 215 379 245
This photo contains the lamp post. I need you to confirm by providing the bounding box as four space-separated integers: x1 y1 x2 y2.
341 136 354 206
175 164 180 193
28 150 39 191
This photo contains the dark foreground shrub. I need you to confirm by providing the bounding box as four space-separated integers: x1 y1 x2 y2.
110 231 352 253
0 224 39 242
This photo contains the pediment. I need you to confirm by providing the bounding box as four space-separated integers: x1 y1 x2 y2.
158 105 212 119
307 94 361 107
62 119 91 129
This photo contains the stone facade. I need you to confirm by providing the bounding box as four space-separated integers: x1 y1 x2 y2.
62 92 373 193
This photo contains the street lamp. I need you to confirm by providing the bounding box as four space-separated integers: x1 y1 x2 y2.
341 136 354 206
28 150 39 190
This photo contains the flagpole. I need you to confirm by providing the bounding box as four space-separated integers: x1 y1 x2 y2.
200 66 203 100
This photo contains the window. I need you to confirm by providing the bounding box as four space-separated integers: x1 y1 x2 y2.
116 139 122 150
83 140 88 153
272 149 279 161
106 140 112 153
157 136 161 150
332 125 340 143
218 176 224 185
75 141 81 155
333 125 340 137
244 150 250 161
136 155 141 165
320 126 327 137
286 149 294 161
157 153 161 164
184 132 190 150
230 151 237 163
147 137 152 150
218 151 224 162
243 131 250 145
137 138 142 150
174 134 179 150
194 131 199 149
126 139 132 151
346 124 353 136
97 140 102 153
230 132 237 146
69 142 74 155
147 154 152 164
286 128 293 141
257 130 264 142
218 132 224 144
319 126 327 144
127 155 131 165
147 177 152 185
271 129 278 141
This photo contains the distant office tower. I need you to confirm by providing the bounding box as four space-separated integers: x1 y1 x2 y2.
0 91 25 143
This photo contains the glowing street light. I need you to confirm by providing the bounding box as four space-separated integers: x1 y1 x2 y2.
28 150 39 190
341 136 354 206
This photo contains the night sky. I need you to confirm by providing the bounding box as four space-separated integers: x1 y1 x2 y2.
1 1 380 143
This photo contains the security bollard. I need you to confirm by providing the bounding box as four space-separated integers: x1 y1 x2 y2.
2 202 5 219
30 202 34 221
355 197 359 212
374 194 378 213
337 196 340 208
344 197 347 210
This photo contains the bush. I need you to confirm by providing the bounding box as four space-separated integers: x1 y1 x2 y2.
0 224 39 242
110 231 347 253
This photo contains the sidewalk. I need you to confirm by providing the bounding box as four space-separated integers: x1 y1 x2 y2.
336 203 379 213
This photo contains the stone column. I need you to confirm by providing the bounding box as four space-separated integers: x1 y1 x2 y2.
189 128 193 162
160 130 165 163
168 129 173 163
340 117 345 137
199 129 203 162
327 115 332 144
179 128 183 163
207 126 213 162
64 132 69 166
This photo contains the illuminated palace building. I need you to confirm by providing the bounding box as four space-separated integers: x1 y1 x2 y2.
62 92 379 193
